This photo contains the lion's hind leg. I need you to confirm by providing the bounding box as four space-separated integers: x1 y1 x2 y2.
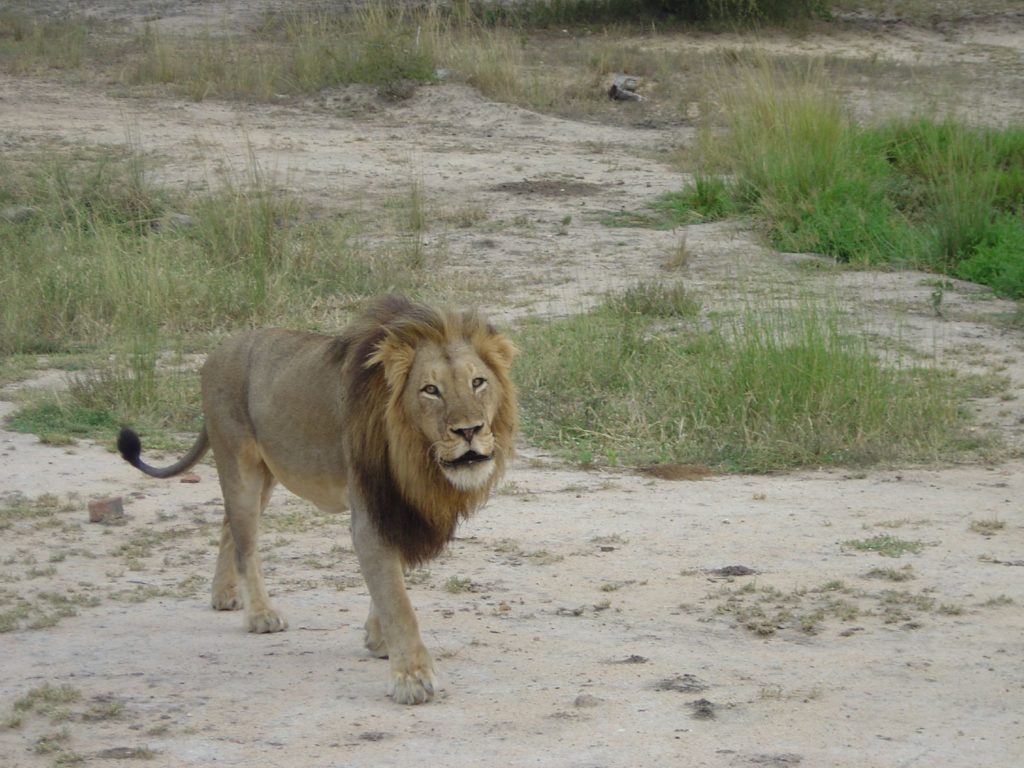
211 440 286 634
211 514 241 611
363 601 389 658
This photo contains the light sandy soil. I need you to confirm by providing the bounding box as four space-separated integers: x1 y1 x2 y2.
1 4 1023 767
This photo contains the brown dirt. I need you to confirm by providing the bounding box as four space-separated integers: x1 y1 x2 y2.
1 4 1023 767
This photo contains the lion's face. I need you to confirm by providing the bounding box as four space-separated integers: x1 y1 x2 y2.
363 300 517 521
401 341 505 491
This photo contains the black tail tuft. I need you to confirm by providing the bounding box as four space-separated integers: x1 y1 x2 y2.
117 427 143 468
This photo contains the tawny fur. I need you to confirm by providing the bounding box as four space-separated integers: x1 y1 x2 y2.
118 295 517 704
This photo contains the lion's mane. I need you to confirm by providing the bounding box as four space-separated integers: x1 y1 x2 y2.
334 295 517 565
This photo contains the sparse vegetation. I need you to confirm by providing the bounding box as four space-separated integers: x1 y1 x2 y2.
3 685 148 765
969 517 1006 535
517 284 978 471
445 576 477 593
0 587 101 633
13 684 82 716
842 535 927 558
713 581 860 636
713 577 965 636
0 148 429 357
866 565 915 582
0 493 73 531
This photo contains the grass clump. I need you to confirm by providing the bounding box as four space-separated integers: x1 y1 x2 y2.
13 684 81 715
6 399 124 446
0 12 96 73
969 517 1005 535
444 576 477 593
611 281 701 318
127 4 440 101
842 534 926 558
517 284 974 471
866 565 915 582
681 61 1024 297
6 341 202 447
0 494 72 531
0 146 429 355
604 183 735 229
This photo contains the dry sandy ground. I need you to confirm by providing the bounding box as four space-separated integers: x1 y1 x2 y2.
1 5 1023 767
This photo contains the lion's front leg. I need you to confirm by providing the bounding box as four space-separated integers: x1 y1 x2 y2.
351 506 436 705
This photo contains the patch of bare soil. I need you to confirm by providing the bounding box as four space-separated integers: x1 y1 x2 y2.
1 5 1023 768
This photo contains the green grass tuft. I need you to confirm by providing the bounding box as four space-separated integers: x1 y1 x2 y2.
842 535 925 558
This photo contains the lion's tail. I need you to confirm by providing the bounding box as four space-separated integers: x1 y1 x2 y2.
117 425 210 479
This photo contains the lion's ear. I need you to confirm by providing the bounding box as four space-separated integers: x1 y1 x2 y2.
483 333 517 373
366 336 416 392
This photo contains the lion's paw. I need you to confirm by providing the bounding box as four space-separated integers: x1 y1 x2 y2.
211 587 241 611
246 609 288 634
388 664 437 705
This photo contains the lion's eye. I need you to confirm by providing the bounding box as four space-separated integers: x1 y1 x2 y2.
472 377 487 391
421 384 441 397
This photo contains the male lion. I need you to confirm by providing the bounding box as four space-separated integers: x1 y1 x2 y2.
117 295 517 704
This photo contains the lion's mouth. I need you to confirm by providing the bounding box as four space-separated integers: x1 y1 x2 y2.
441 450 493 469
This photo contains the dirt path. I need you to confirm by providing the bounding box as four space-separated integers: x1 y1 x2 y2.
1 7 1023 767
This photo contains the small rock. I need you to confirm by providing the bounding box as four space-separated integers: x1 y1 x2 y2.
608 74 644 102
88 496 124 524
609 83 644 102
612 73 639 91
179 473 201 484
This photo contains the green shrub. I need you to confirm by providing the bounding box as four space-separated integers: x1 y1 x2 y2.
671 63 1024 293
956 212 1024 299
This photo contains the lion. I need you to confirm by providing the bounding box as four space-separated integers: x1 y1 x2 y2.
117 295 517 704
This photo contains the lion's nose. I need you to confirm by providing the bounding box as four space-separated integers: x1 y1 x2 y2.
451 424 482 443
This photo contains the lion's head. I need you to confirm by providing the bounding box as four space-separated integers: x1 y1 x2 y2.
341 296 517 564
